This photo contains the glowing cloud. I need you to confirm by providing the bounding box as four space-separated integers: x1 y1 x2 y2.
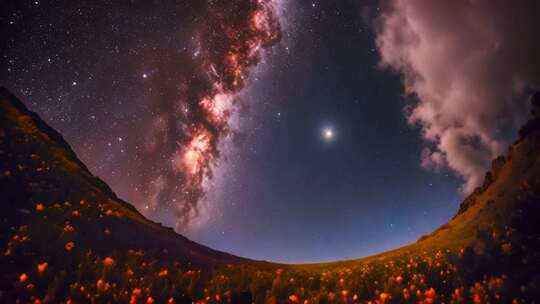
375 0 540 193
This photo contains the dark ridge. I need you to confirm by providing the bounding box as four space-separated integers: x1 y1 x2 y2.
0 87 138 214
0 87 255 266
456 91 540 216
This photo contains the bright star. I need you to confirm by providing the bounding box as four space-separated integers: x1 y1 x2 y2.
323 128 334 140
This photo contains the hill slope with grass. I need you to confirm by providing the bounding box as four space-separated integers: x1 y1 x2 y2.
1 87 540 303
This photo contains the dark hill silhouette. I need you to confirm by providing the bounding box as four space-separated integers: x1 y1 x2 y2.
1 87 540 303
0 87 251 267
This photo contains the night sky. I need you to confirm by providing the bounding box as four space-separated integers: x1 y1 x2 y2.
3 0 538 263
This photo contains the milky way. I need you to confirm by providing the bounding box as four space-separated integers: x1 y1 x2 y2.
132 1 281 229
1 0 283 231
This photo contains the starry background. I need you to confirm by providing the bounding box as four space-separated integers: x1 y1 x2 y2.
1 0 462 263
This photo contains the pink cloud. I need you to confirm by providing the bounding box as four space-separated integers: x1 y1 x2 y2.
375 0 540 193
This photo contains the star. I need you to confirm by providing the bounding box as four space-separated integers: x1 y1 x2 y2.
322 127 334 141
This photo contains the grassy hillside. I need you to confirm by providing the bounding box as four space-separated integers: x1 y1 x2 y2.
1 87 540 303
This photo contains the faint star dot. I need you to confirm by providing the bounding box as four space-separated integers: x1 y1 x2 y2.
142 73 148 78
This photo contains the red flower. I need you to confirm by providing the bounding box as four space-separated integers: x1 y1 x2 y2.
103 257 115 267
425 287 436 299
37 262 48 273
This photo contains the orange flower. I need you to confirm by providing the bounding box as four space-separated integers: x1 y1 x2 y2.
132 288 142 297
79 200 86 205
71 210 80 217
395 275 403 284
96 279 104 290
379 292 391 302
35 203 45 211
425 288 436 299
37 262 48 273
158 269 168 277
352 294 359 302
147 296 155 304
63 224 75 232
105 209 114 216
288 294 299 303
65 242 75 251
19 273 28 283
103 257 115 267
167 298 175 304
